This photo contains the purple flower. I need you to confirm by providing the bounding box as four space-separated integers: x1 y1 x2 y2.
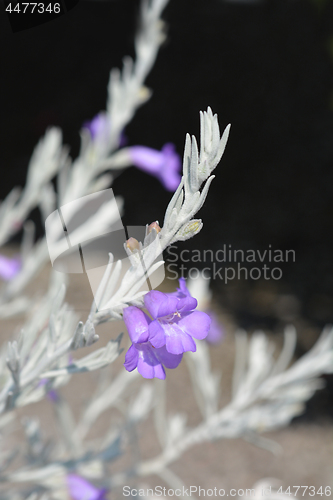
83 113 110 142
129 143 181 191
144 280 211 355
205 311 224 344
0 254 21 281
83 112 128 148
123 279 211 379
67 474 108 500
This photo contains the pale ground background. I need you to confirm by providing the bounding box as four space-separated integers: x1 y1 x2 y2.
0 253 332 499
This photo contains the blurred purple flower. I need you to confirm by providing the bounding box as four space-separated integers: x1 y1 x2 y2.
205 310 224 344
129 143 181 191
0 254 21 281
83 112 128 147
123 279 211 379
47 389 59 402
38 378 59 402
67 474 108 500
119 131 128 147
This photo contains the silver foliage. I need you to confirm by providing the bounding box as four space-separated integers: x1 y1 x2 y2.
0 0 331 498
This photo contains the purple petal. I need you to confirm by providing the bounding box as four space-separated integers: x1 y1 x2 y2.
129 146 163 174
83 113 110 142
155 344 183 369
159 168 181 192
124 344 139 372
176 295 198 313
161 143 181 172
38 378 59 402
119 131 128 147
144 291 178 319
47 390 59 403
205 311 224 344
158 144 182 191
38 378 49 387
162 322 197 354
177 277 191 296
136 343 166 379
178 311 211 340
0 255 21 281
170 279 196 309
67 474 108 500
129 144 181 192
123 306 150 343
148 319 166 348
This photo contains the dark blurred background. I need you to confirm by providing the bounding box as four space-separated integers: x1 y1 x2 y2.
1 0 333 335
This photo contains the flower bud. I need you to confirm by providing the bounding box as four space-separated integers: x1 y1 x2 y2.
126 237 140 252
148 221 161 234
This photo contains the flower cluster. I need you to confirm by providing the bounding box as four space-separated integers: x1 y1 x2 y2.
123 278 211 379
